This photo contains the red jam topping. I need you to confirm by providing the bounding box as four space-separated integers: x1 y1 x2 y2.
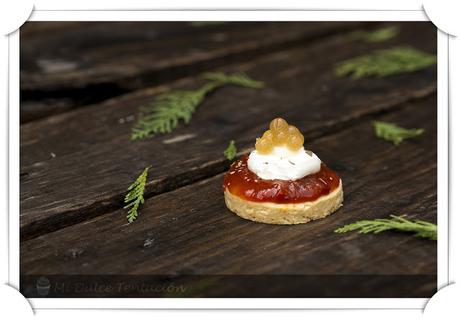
223 155 340 204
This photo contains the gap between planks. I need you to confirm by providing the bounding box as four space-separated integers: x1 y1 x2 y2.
20 22 378 123
20 22 436 240
20 96 437 280
20 91 436 242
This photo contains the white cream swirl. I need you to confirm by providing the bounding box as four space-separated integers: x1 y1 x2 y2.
247 146 321 181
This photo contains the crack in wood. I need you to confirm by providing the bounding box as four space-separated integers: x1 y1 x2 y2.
20 91 435 242
20 22 374 123
20 97 437 284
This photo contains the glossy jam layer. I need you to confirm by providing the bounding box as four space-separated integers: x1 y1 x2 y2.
223 155 340 204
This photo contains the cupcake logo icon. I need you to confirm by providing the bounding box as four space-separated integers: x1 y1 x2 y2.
36 277 50 296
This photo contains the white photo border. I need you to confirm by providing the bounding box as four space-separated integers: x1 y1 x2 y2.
9 10 449 310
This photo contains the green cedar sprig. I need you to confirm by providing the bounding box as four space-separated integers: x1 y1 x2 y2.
124 166 151 223
335 46 436 79
223 140 237 161
131 73 264 140
373 121 424 146
202 72 264 89
335 215 437 240
349 26 399 43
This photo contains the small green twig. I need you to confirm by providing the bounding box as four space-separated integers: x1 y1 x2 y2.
131 73 264 140
348 26 399 43
335 46 436 79
203 72 265 89
223 140 237 161
124 166 151 223
335 215 437 240
373 121 424 146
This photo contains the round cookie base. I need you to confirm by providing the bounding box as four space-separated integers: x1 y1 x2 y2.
224 181 343 225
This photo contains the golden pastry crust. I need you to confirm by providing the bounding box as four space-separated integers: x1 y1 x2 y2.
224 181 343 225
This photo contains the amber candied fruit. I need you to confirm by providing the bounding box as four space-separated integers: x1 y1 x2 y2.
255 117 306 153
270 118 289 132
273 129 289 144
262 130 274 142
287 125 300 135
287 134 304 150
255 137 273 154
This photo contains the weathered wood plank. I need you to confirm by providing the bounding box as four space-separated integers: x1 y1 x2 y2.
20 22 436 239
20 22 366 121
20 97 437 296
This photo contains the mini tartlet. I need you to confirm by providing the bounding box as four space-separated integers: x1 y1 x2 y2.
223 118 343 225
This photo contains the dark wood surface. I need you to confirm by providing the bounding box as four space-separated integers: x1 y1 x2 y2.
20 22 437 298
21 22 365 122
21 97 437 274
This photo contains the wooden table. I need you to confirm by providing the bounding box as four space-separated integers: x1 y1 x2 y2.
19 22 437 298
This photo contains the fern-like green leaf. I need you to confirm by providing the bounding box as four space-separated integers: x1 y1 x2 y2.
223 140 237 161
349 26 399 43
374 121 424 146
131 73 264 140
335 215 437 240
131 85 215 140
124 166 151 223
203 72 265 89
336 47 436 79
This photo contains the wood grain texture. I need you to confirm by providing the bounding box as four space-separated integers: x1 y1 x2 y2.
20 22 436 239
20 97 437 286
20 22 366 121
